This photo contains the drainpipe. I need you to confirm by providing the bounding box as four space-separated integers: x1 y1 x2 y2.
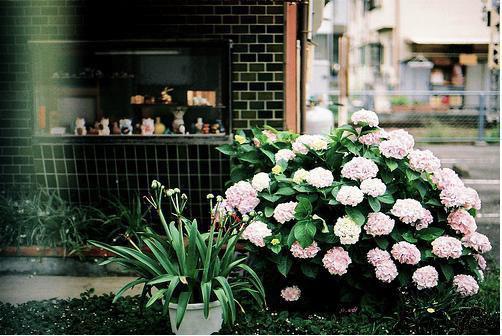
299 0 310 133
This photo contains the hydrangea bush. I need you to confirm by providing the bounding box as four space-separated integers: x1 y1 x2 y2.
217 110 490 308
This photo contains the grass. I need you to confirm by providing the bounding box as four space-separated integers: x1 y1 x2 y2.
0 269 499 335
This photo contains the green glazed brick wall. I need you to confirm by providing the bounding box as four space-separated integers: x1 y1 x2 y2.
0 0 286 194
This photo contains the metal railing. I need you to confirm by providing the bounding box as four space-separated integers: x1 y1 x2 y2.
328 90 500 143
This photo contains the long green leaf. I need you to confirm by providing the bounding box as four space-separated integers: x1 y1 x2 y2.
176 291 192 329
148 274 176 286
201 281 212 319
213 288 229 325
215 276 236 323
146 288 168 308
164 277 180 309
143 237 179 275
237 264 266 303
112 278 147 303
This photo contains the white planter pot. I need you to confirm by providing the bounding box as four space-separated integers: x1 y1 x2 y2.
168 301 223 335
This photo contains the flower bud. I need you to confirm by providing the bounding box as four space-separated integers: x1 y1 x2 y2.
173 188 180 193
151 180 162 190
181 193 188 200
206 193 214 199
242 215 250 222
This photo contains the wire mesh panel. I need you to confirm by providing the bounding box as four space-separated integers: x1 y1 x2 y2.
32 139 230 225
328 91 500 143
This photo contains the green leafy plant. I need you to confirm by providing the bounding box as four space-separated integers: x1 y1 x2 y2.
217 110 490 312
0 190 107 255
89 182 265 329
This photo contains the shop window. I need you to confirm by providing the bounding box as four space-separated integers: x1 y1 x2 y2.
30 40 232 137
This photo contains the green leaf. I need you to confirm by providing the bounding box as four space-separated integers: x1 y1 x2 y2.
270 244 281 254
374 236 389 249
201 282 212 319
425 198 442 207
416 181 428 199
406 169 420 181
216 144 235 156
146 288 168 308
397 271 411 286
293 184 316 193
175 291 192 328
240 151 261 164
259 148 276 164
401 231 418 243
368 197 381 212
386 160 398 172
260 193 281 202
286 230 296 247
337 124 358 135
377 193 395 204
325 148 344 170
440 264 454 281
345 207 366 225
277 256 292 277
230 166 251 183
276 186 296 196
300 263 319 279
113 278 148 303
416 227 444 242
293 220 317 247
294 197 312 220
264 206 274 218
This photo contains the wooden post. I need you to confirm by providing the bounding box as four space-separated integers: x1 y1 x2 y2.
338 35 350 126
284 2 299 132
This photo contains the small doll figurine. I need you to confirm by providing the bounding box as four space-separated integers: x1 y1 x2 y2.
88 121 100 135
112 121 121 135
98 118 110 135
161 87 173 104
171 107 186 134
119 119 133 135
74 118 87 135
202 123 210 134
141 118 154 135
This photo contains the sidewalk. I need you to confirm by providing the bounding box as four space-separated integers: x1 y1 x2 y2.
0 275 141 304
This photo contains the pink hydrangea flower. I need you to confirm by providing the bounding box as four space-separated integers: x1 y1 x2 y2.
306 167 334 188
358 129 388 146
251 172 270 192
336 186 364 206
474 254 487 271
379 139 409 159
273 201 297 224
225 181 260 214
275 149 296 163
333 216 361 244
388 129 415 151
367 248 392 267
412 266 439 290
291 135 327 154
364 212 395 236
374 260 398 283
408 149 441 173
431 236 463 259
322 247 352 275
391 241 421 265
447 209 477 235
453 274 479 297
440 185 467 208
431 168 464 190
390 199 425 224
414 209 433 230
280 286 301 301
461 232 492 253
341 157 379 181
241 221 272 247
360 178 386 197
351 109 379 127
290 241 321 259
263 130 278 142
463 187 481 210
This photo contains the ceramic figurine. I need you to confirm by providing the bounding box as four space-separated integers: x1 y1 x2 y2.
89 121 100 135
195 117 203 133
179 124 186 134
154 117 166 135
202 123 210 134
215 119 225 134
141 118 155 135
74 118 87 135
119 119 133 135
112 121 121 135
211 123 220 134
161 87 173 104
98 118 110 135
172 107 185 134
131 95 144 104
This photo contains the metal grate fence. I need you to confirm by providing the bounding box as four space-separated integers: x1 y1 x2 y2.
329 91 500 143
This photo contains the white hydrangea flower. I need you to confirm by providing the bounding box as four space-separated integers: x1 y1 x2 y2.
333 216 361 245
251 172 270 192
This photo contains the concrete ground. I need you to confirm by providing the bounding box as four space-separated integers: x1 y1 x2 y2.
0 144 499 305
